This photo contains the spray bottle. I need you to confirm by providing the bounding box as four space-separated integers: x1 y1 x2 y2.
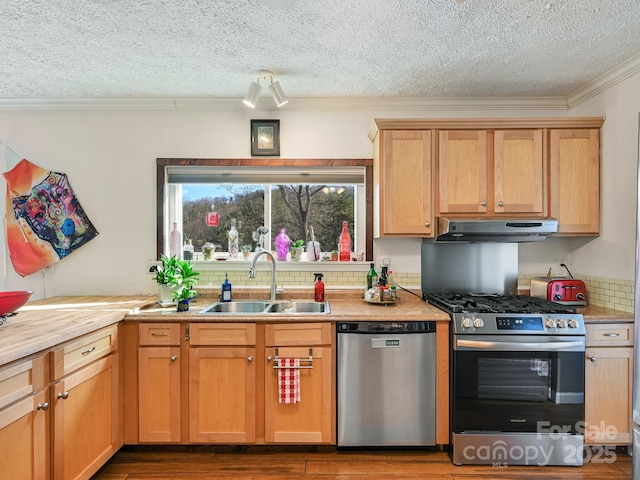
314 273 325 302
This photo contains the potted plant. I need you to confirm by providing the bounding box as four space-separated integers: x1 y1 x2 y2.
241 244 253 260
153 254 200 306
290 239 305 261
173 284 197 311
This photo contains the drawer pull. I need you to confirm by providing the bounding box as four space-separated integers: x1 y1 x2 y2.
248 356 254 363
152 332 169 337
603 333 620 337
588 356 597 362
58 391 69 400
81 346 96 355
170 355 178 362
37 402 49 411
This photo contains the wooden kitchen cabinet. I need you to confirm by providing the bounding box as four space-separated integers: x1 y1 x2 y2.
584 322 633 445
0 355 48 480
188 323 256 443
50 325 121 480
137 323 182 443
437 129 544 216
372 129 434 237
548 128 600 235
264 323 334 444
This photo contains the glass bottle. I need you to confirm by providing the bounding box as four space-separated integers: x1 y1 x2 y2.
228 218 239 258
183 239 194 261
367 263 378 289
275 228 290 261
169 222 181 258
339 221 351 262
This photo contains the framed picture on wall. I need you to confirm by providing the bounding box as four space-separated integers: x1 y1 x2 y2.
251 119 280 156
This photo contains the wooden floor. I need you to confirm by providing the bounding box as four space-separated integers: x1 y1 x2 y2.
92 446 632 479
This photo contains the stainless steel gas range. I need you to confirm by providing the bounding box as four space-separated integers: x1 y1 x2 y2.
426 292 586 467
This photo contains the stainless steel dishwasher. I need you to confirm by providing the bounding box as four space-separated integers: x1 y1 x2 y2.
337 321 437 446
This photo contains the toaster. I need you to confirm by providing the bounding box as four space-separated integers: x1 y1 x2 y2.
530 277 587 306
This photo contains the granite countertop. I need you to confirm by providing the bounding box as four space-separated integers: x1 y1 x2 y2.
127 290 451 323
577 304 634 323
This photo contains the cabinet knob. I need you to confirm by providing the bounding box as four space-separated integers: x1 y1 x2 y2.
267 355 273 362
57 391 69 400
247 356 254 363
37 402 49 411
497 201 504 207
480 201 487 207
588 356 597 362
170 355 178 362
424 222 430 227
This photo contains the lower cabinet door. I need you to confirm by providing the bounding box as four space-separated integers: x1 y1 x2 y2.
188 346 256 443
584 346 633 444
264 346 333 444
0 391 48 480
138 346 182 442
52 354 119 480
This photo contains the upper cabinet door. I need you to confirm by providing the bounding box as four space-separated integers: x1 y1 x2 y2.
494 129 544 214
548 128 600 235
438 130 488 214
377 130 433 236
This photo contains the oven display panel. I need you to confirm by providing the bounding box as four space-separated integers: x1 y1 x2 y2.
496 316 544 331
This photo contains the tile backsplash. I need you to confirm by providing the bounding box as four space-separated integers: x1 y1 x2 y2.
519 273 635 313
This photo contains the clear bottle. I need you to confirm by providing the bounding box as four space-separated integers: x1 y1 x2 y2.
228 218 239 258
367 263 378 289
183 239 194 260
339 221 351 262
169 222 181 258
221 272 232 302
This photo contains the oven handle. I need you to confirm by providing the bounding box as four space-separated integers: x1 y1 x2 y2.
456 339 585 351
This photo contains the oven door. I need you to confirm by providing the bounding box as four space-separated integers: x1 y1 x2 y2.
452 335 585 434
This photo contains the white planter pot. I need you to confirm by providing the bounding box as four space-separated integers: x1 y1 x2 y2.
158 284 178 305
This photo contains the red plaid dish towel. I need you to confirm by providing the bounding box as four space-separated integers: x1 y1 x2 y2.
278 358 301 404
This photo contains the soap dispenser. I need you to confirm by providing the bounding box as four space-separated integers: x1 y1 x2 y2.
314 273 325 303
222 272 232 302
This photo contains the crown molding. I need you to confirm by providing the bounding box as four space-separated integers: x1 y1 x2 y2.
567 52 640 108
0 95 569 112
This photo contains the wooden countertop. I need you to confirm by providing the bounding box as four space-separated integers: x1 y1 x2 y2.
0 296 156 366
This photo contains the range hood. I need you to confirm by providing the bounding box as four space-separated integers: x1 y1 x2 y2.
435 217 558 243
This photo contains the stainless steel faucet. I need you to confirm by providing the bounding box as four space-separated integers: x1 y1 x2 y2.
249 250 280 302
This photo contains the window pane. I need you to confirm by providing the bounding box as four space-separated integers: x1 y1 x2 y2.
271 184 354 253
182 184 264 253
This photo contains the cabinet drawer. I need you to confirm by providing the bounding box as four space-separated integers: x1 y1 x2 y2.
586 323 633 347
51 325 118 380
139 323 181 346
265 323 332 346
0 355 45 410
189 323 256 346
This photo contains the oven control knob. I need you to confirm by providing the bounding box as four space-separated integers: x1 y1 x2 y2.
545 319 556 329
556 319 566 329
461 317 473 329
473 317 484 328
567 319 578 328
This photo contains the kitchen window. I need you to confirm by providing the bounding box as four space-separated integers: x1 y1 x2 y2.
156 159 373 261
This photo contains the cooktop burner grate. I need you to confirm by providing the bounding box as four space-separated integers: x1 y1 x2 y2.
424 293 577 315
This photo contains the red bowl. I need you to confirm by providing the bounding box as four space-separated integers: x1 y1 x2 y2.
0 291 34 316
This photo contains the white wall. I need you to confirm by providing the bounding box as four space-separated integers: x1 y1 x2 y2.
0 96 632 299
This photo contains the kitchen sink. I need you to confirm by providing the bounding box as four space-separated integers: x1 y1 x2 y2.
199 301 271 314
198 300 330 315
266 300 330 314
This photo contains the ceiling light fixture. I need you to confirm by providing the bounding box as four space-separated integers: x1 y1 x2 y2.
243 69 288 108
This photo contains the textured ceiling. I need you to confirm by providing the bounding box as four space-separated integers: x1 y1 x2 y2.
1 0 640 102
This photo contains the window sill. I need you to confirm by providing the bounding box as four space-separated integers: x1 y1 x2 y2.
193 259 370 273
